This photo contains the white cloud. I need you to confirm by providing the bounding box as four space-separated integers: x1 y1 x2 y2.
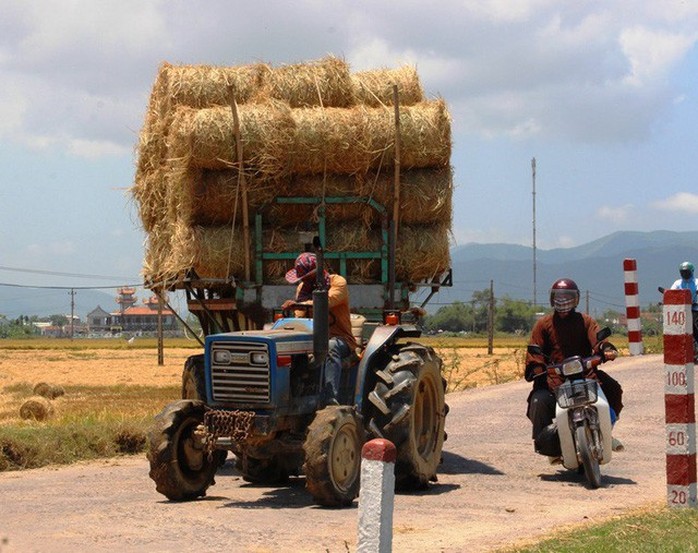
0 0 697 157
652 193 698 214
620 26 698 86
596 204 634 221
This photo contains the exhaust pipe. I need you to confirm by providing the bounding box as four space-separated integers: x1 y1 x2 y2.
312 237 328 367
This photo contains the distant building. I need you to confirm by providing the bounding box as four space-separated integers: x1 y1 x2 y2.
86 288 181 336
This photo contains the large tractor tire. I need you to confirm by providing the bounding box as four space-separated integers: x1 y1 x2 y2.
303 406 364 507
367 344 447 489
147 399 225 501
181 354 206 400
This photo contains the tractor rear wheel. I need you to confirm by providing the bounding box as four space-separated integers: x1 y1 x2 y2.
147 399 224 501
303 406 364 507
181 354 206 400
367 344 447 489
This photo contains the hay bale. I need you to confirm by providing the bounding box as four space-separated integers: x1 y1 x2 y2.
169 103 296 174
19 396 54 421
258 56 354 108
395 223 451 282
168 168 283 227
363 167 453 225
33 382 65 400
352 66 424 107
158 62 267 110
362 100 452 171
169 224 248 280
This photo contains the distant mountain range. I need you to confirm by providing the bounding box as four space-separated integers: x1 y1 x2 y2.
2 230 697 320
0 286 119 320
434 230 698 315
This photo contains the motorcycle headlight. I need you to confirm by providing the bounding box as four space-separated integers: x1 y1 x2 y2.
250 351 269 365
561 358 583 377
213 350 231 364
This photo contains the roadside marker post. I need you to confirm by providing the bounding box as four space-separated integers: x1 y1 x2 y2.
357 438 396 553
663 288 697 507
623 258 644 355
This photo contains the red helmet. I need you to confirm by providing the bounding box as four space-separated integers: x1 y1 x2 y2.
549 278 579 313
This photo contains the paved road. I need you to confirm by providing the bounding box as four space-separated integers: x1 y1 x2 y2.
0 355 668 552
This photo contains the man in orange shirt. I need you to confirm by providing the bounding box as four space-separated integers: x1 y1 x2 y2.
282 252 357 405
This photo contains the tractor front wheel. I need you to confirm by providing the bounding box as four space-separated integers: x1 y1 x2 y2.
303 406 364 507
147 399 224 501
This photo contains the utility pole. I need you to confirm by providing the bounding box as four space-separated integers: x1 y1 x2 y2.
69 288 76 340
488 280 494 355
157 291 164 366
586 290 590 314
531 157 537 309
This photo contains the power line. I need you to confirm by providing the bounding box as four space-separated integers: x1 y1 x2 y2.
0 281 142 291
0 264 134 281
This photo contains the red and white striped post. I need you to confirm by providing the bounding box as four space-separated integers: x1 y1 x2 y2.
357 438 396 553
663 288 697 507
623 258 644 356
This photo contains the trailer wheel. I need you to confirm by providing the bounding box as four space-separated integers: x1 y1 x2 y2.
367 344 447 489
303 406 364 507
182 354 206 400
147 399 224 501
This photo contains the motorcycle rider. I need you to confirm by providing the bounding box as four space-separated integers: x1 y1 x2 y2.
525 278 624 459
670 261 698 353
282 252 357 405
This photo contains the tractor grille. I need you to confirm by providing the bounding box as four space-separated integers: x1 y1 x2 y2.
209 341 270 404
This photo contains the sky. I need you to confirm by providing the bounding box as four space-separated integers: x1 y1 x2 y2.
0 0 697 313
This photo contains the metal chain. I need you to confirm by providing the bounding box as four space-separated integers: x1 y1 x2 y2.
202 409 255 457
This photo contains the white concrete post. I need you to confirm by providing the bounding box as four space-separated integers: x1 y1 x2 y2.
357 438 396 553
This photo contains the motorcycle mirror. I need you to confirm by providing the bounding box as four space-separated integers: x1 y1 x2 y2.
596 327 611 341
527 344 543 355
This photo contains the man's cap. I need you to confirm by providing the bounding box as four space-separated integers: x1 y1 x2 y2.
285 252 318 284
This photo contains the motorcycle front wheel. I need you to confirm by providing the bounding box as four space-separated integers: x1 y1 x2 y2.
576 424 601 488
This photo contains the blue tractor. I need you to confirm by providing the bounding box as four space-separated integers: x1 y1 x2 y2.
147 211 451 507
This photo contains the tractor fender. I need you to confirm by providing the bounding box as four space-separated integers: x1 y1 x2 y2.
353 324 421 411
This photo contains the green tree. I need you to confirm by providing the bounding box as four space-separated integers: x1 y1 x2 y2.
424 301 474 332
496 297 537 334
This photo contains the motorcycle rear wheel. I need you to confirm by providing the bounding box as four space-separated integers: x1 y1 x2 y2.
576 424 601 488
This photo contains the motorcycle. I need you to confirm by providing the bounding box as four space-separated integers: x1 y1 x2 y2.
527 327 616 488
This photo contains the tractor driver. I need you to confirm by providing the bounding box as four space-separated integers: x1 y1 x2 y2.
282 252 357 405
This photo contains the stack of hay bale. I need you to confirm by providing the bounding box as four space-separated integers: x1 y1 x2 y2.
132 56 452 286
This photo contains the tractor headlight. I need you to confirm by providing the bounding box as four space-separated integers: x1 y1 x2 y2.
213 350 231 365
250 352 269 365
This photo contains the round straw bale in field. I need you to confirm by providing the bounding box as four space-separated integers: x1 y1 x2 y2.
395 223 451 282
33 382 65 399
19 396 54 421
363 167 453 225
363 100 452 170
258 56 354 108
169 102 296 174
352 66 424 107
288 106 373 175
